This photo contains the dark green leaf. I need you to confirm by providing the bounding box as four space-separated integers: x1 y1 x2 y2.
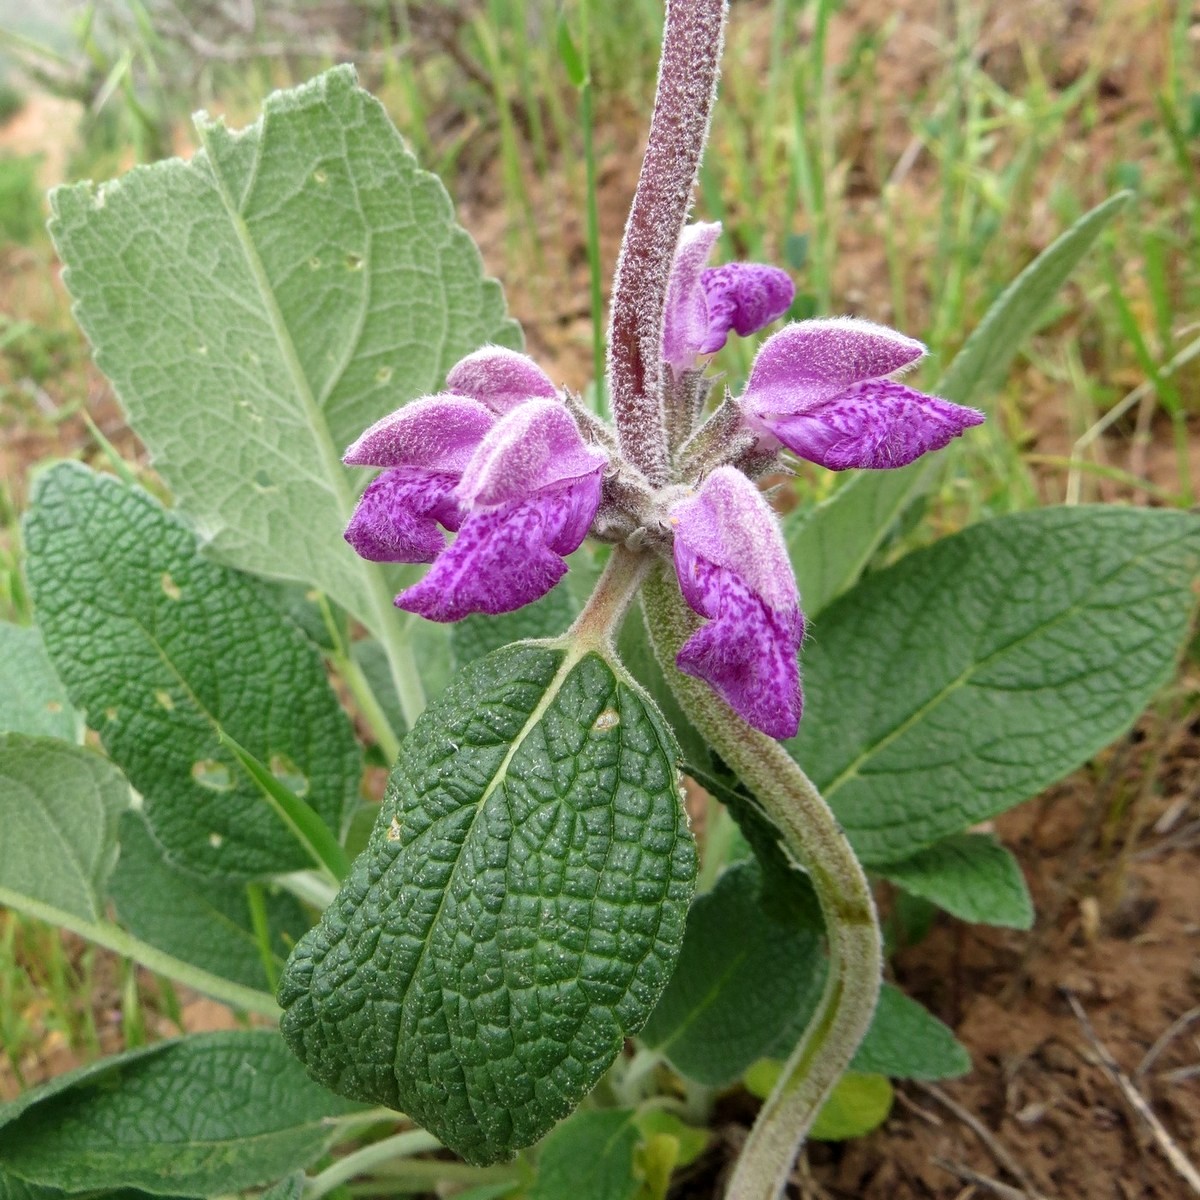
23 463 362 878
0 734 128 922
529 1110 640 1200
279 644 695 1165
790 506 1200 863
0 624 78 741
851 986 970 1080
0 1033 363 1195
108 812 310 991
640 862 823 1087
878 834 1033 928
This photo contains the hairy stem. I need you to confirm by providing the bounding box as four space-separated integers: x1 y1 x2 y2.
639 566 882 1200
607 0 727 486
568 544 652 649
303 1129 443 1199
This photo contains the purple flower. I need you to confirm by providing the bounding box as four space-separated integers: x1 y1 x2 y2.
671 467 803 738
343 351 606 621
662 222 794 375
738 318 985 470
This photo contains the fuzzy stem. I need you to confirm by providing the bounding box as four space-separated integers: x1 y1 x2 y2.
639 566 882 1200
568 544 652 649
607 0 727 486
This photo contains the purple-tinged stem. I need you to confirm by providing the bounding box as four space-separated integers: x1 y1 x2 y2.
607 0 727 487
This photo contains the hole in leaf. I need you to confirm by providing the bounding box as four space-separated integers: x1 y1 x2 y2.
161 572 182 601
253 469 276 492
270 753 310 797
308 256 321 270
208 832 225 849
313 168 328 184
375 365 393 385
104 707 119 722
154 690 175 711
346 253 363 271
387 816 402 842
45 701 62 714
192 760 234 791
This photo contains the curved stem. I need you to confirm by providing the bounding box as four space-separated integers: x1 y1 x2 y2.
303 1129 442 1200
607 0 727 486
639 566 882 1200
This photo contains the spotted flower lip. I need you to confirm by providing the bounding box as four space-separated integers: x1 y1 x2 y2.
671 466 803 739
342 353 605 621
739 317 985 471
662 222 794 375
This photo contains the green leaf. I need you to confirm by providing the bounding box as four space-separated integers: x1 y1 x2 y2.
640 861 824 1087
279 644 695 1165
48 66 520 637
23 463 362 878
789 506 1200 864
0 734 128 922
555 12 587 88
757 984 969 1091
632 1110 708 1169
877 834 1034 928
107 812 310 991
529 1110 640 1200
0 624 78 741
686 765 821 928
935 192 1131 406
809 1073 894 1142
453 584 578 666
0 1033 362 1195
850 986 970 1080
785 192 1131 619
258 1173 305 1200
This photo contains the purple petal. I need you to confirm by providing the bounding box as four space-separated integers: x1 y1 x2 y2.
698 263 794 354
394 496 569 622
344 467 462 563
343 395 495 470
757 379 986 471
662 222 722 372
744 319 926 411
446 346 557 415
669 467 796 614
670 467 803 738
457 399 607 510
674 552 803 739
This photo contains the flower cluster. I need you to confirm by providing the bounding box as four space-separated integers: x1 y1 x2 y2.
343 221 983 739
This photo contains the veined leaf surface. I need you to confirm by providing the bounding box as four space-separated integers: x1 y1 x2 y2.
23 464 361 878
49 66 520 636
791 506 1200 863
279 643 695 1164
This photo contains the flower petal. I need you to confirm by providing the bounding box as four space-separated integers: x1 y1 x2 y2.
697 263 793 354
674 553 803 739
446 346 557 415
344 467 462 563
744 318 926 410
457 399 607 510
662 222 722 372
671 467 803 738
343 395 495 470
757 378 986 470
394 496 568 622
670 466 796 613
